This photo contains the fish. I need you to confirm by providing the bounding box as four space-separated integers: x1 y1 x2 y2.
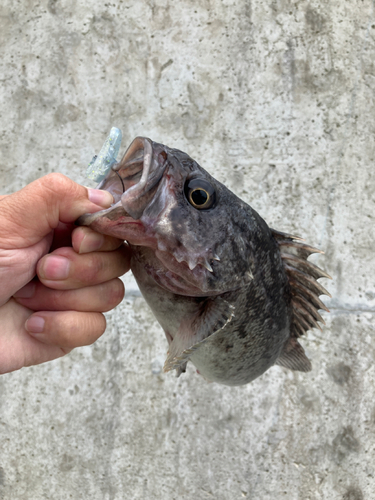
77 136 331 386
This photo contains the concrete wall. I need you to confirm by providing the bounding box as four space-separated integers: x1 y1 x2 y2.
1 1 374 499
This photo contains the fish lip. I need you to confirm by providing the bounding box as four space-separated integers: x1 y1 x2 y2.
75 199 126 226
77 137 167 225
120 138 168 220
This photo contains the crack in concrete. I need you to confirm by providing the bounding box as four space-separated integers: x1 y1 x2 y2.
329 306 375 315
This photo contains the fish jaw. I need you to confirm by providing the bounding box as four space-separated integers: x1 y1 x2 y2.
76 203 149 244
77 137 170 245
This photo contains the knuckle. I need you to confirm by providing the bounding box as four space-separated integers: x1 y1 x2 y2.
41 173 70 192
39 173 82 203
49 289 66 310
83 254 105 282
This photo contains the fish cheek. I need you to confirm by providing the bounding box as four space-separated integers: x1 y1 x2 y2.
158 201 206 257
168 203 192 243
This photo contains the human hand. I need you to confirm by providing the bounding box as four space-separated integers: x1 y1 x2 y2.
0 173 130 374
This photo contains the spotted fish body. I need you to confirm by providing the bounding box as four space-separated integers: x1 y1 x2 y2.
77 137 330 386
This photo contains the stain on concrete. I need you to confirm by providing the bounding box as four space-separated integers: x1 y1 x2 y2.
47 0 77 17
327 362 352 386
47 0 58 15
54 103 80 125
59 454 75 472
343 485 364 500
297 386 321 413
331 426 360 464
305 7 326 33
91 14 117 40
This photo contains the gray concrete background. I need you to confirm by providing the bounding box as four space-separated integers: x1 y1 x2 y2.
0 0 374 499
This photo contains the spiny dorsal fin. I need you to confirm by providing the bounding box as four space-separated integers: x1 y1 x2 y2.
275 337 312 372
271 228 331 339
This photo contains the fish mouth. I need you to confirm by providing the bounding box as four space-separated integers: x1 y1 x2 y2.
77 137 168 228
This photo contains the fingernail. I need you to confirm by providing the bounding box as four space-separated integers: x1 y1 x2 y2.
25 316 45 334
87 188 114 208
13 282 36 298
79 232 104 254
39 256 71 280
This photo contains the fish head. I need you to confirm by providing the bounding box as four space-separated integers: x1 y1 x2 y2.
77 137 255 296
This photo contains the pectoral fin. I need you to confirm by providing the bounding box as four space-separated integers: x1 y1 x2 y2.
163 297 235 374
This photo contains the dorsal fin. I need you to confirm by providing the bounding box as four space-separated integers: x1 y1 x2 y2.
271 228 331 340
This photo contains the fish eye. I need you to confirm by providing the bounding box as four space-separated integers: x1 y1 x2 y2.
184 178 216 210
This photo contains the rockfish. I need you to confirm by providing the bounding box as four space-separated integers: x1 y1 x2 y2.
77 136 331 386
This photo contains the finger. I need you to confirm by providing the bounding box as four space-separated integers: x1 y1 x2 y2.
0 173 114 249
25 310 107 348
71 226 124 254
14 278 124 312
37 245 131 289
0 299 71 374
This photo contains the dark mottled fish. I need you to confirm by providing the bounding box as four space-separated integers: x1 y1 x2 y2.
77 137 331 386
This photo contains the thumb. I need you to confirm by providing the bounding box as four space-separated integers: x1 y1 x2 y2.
0 173 113 249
